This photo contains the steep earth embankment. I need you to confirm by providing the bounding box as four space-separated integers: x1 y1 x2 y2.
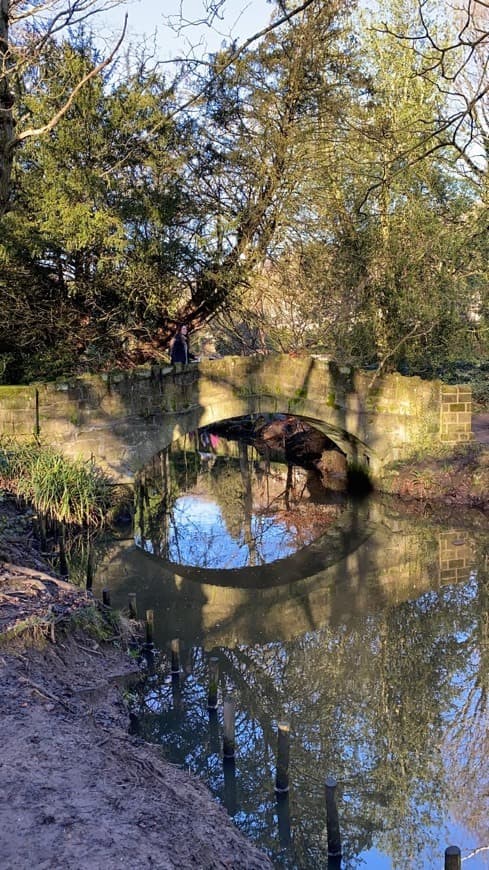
378 414 489 507
0 501 272 870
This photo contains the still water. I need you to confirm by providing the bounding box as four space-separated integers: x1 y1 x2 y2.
92 431 489 869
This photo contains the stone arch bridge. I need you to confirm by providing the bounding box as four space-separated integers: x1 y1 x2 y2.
0 355 472 483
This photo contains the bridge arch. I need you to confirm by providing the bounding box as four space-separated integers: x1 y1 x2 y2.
137 398 376 476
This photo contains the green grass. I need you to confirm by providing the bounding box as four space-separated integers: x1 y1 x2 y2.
0 602 133 649
0 437 112 526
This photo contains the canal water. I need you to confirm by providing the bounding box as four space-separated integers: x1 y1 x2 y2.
91 430 489 869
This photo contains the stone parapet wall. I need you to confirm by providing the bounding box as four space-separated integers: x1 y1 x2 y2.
0 356 473 482
0 385 37 436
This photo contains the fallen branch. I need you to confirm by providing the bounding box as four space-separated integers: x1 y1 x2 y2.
19 676 74 711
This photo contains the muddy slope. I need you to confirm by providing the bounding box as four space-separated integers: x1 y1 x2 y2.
0 500 272 870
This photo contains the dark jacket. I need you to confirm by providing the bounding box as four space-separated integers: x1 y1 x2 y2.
170 333 188 364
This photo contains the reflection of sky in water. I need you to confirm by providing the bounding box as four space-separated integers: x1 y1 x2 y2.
133 442 343 568
166 495 303 568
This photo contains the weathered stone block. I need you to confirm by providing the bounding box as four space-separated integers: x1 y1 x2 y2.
440 569 458 581
447 558 467 569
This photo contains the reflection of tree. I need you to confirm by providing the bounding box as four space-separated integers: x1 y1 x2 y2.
129 575 489 868
135 437 345 569
208 462 247 542
440 563 489 853
129 441 489 860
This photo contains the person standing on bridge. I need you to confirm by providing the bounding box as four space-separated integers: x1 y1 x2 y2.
170 324 192 364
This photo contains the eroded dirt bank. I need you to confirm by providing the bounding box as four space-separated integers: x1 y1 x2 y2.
379 441 489 506
375 416 489 506
0 503 272 870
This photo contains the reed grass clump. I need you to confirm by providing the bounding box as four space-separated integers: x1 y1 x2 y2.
0 437 112 526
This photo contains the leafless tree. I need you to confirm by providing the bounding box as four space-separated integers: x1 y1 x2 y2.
380 1 489 178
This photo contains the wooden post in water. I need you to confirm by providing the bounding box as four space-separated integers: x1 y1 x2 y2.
39 514 47 554
129 711 140 735
208 708 220 754
58 524 68 578
138 479 145 538
145 609 154 646
128 593 137 619
223 756 237 816
86 542 94 591
276 792 291 848
325 776 342 862
171 668 182 710
445 846 461 870
170 638 180 674
275 721 290 793
207 657 219 710
222 696 235 759
102 588 111 607
144 645 156 675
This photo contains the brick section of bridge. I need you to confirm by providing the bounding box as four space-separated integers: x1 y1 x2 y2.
440 384 473 443
438 531 475 585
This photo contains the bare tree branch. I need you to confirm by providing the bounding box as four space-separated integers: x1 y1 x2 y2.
368 321 436 389
12 13 127 147
163 0 319 121
101 0 321 178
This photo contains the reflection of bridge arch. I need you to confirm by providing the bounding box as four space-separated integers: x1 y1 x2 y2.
95 501 479 647
0 354 472 482
141 500 376 590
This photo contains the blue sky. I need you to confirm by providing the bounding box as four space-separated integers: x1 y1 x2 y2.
98 0 271 61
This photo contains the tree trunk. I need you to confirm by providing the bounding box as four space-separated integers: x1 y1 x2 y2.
0 0 14 213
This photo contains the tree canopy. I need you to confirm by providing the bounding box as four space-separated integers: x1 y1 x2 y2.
0 0 488 382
